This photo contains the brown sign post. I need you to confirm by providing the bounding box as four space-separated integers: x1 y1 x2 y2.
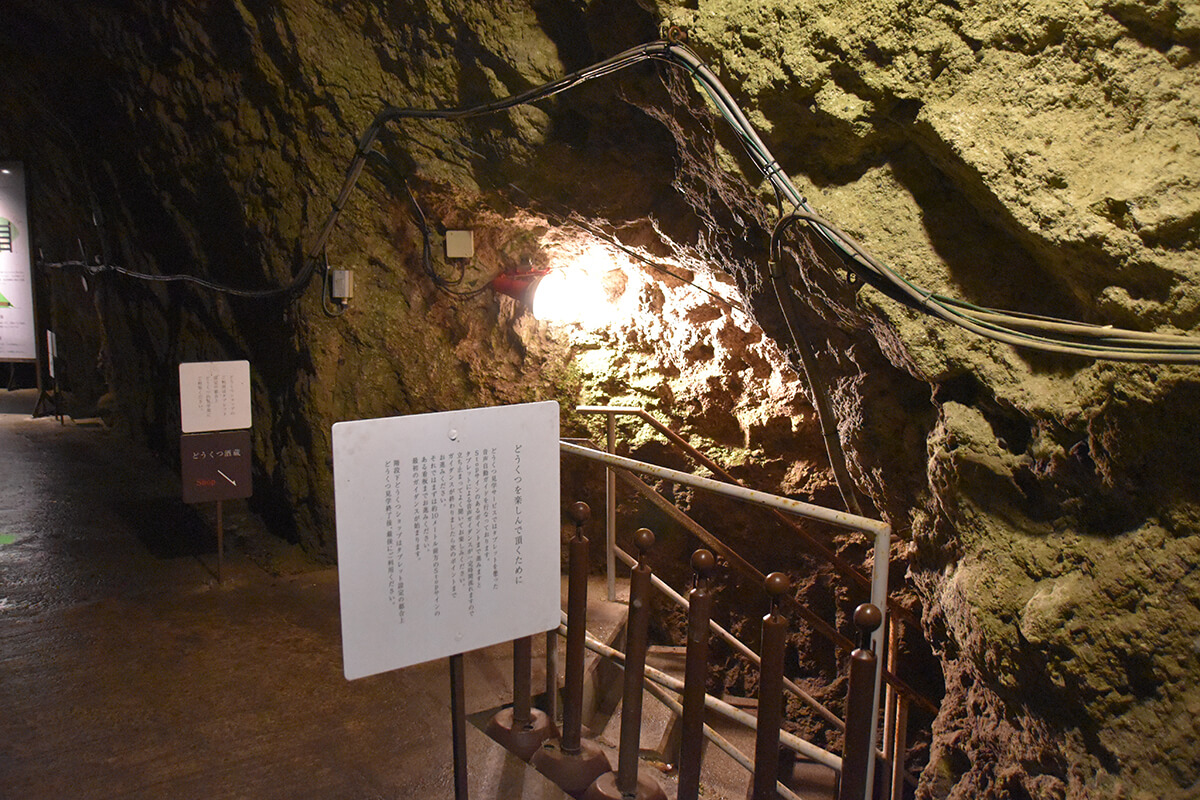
181 429 252 582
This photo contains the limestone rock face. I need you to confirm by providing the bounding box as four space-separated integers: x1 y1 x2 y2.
3 0 1199 797
649 3 1200 797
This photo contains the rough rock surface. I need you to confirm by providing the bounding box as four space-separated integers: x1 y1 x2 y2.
3 0 1200 797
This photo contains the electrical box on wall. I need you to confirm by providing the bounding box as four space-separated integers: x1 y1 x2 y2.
330 269 354 302
445 230 474 259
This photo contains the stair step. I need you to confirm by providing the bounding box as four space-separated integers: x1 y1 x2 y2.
547 575 840 800
556 575 630 731
592 679 680 764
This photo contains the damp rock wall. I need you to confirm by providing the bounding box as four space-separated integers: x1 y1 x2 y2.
648 2 1200 797
3 0 1200 797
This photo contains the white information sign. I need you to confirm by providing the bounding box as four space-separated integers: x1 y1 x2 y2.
0 163 37 361
46 330 56 379
178 360 252 433
333 401 561 681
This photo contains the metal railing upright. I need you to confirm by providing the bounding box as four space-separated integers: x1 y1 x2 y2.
566 404 937 799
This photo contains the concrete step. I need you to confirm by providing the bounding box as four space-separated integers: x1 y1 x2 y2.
592 645 685 764
557 574 630 733
552 575 838 800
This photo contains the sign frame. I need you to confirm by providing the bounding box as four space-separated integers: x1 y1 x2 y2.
181 430 253 503
333 401 561 681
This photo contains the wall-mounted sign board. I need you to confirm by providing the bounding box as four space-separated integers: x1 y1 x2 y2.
333 401 560 681
0 162 36 361
181 430 253 503
179 360 251 433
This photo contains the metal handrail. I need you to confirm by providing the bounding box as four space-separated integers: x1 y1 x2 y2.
565 405 938 798
612 544 845 730
562 618 810 800
560 438 892 794
578 404 918 626
603 449 934 714
580 406 930 797
574 407 938 714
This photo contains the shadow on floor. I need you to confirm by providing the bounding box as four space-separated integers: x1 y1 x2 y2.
112 496 216 559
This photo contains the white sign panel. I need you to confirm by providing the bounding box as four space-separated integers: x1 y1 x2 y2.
333 401 560 680
178 360 252 433
46 330 56 379
0 163 37 361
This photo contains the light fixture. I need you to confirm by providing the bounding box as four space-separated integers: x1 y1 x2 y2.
490 269 548 310
491 245 628 327
491 268 613 325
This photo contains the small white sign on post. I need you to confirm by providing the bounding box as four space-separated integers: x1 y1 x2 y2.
333 401 560 681
179 360 252 433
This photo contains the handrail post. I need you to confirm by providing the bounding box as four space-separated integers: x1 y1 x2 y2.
752 572 791 800
867 525 891 793
840 603 883 800
545 630 559 725
605 412 617 602
889 696 910 800
882 613 900 799
531 502 610 794
584 529 667 800
513 635 534 726
678 549 715 800
562 503 591 754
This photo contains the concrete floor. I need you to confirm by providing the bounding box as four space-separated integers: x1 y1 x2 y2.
0 389 567 800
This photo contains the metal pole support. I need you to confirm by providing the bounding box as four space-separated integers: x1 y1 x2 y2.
532 502 610 794
752 572 791 800
839 603 883 800
584 529 667 800
678 549 715 800
485 634 553 761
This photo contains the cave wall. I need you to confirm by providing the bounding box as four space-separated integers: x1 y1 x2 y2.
3 0 1200 797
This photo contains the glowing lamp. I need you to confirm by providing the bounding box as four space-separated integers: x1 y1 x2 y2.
491 246 626 326
491 269 599 324
490 270 547 309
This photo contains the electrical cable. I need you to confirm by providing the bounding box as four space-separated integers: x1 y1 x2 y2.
354 39 1200 362
397 177 491 299
37 38 1200 362
652 44 1200 363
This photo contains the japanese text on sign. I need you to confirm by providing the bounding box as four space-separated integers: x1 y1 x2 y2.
178 360 252 433
333 402 560 681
